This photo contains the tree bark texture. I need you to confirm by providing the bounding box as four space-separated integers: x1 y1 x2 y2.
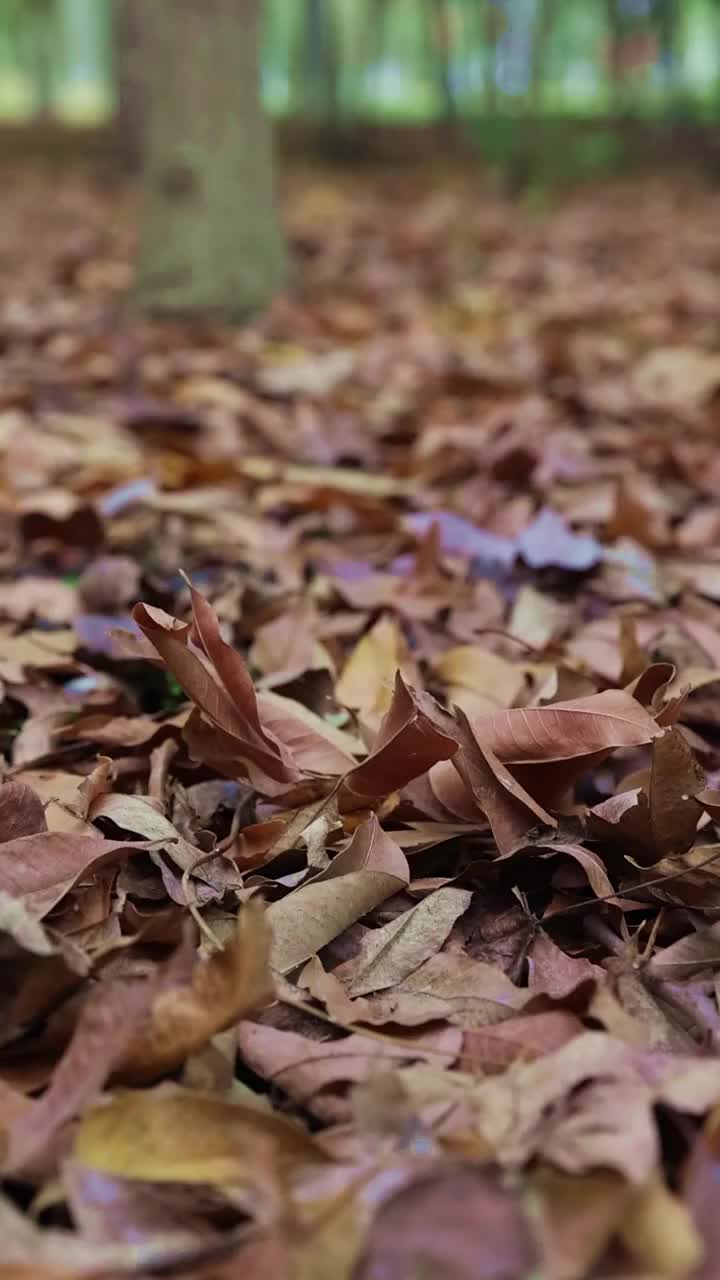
136 0 285 319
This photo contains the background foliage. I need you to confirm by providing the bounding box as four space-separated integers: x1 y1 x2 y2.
2 0 720 125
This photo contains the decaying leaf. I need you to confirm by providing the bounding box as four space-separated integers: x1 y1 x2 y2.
451 706 556 854
237 1020 460 1122
268 816 409 973
355 1166 539 1280
618 1177 704 1278
74 1087 328 1185
119 901 274 1081
472 689 661 764
3 905 273 1171
590 726 704 862
335 887 472 996
335 614 416 720
0 833 158 920
344 674 458 799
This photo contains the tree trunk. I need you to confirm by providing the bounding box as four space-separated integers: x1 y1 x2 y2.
295 0 339 123
483 0 499 114
655 0 680 94
530 0 555 114
26 0 57 119
113 0 145 170
603 0 625 114
429 0 457 127
136 0 285 320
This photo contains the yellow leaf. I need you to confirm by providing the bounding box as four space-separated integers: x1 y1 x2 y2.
433 646 525 717
336 615 414 720
75 1088 328 1186
619 1177 704 1278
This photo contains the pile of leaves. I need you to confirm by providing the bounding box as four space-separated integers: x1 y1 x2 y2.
3 166 720 1278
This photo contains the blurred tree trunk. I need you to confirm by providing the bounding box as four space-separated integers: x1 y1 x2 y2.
603 0 627 114
295 0 339 123
655 0 681 95
427 0 457 127
113 0 144 169
530 0 556 113
136 0 285 319
483 0 499 113
25 0 57 119
358 0 392 107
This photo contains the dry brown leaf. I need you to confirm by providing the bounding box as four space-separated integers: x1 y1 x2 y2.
334 886 472 997
471 688 662 764
527 930 604 1000
0 782 47 841
119 901 274 1082
510 585 569 650
452 706 556 854
268 816 409 973
62 1159 227 1251
345 949 528 1029
344 674 458 800
237 1020 459 1122
462 1010 585 1071
590 727 704 863
398 1032 696 1183
647 919 720 981
134 596 298 786
355 1166 538 1280
0 832 157 920
256 690 359 774
4 906 272 1170
532 1165 632 1280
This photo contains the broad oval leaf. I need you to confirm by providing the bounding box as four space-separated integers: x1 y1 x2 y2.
470 689 661 765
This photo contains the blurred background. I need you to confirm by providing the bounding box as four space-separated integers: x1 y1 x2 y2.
2 0 720 186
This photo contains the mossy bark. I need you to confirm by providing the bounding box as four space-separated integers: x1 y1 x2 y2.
135 0 285 320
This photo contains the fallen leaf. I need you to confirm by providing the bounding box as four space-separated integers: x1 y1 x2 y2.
237 1020 459 1122
268 816 409 973
647 919 720 980
0 782 47 841
472 688 662 764
336 614 416 720
509 584 569 650
532 1165 632 1280
119 901 274 1082
0 833 157 920
618 1176 704 1278
62 1159 227 1249
4 905 272 1170
355 1166 539 1280
404 512 516 566
451 706 556 854
74 1087 328 1184
335 887 472 996
462 1009 585 1071
344 674 458 799
134 596 298 786
589 727 705 863
432 645 526 717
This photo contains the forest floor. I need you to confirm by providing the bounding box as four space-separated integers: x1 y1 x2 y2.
2 162 720 1278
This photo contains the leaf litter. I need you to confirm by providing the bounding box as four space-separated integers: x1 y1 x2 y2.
3 168 720 1277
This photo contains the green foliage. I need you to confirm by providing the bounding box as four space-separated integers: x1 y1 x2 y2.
163 674 186 712
0 0 718 125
